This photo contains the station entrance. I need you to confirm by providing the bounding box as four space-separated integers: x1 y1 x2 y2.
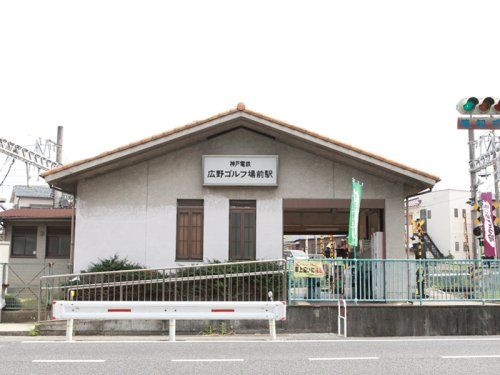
283 199 385 258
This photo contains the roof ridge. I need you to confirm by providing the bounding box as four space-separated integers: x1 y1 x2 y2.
41 103 439 182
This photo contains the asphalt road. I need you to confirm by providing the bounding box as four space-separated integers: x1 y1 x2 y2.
1 335 499 375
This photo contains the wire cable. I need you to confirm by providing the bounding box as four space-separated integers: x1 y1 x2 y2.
0 159 15 187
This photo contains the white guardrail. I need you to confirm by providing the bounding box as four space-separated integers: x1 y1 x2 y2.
52 300 287 341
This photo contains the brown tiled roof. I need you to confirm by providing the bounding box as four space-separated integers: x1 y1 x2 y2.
0 208 73 220
41 103 439 182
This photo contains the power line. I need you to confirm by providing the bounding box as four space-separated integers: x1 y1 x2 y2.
0 159 15 187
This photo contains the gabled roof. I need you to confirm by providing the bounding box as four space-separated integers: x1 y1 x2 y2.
42 103 439 192
12 185 53 199
10 185 74 205
0 208 73 221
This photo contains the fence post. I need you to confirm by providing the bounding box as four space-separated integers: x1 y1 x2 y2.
283 260 288 303
66 319 74 341
1 264 6 316
418 260 423 306
481 260 486 305
38 277 42 322
169 319 176 342
354 260 358 304
269 318 276 340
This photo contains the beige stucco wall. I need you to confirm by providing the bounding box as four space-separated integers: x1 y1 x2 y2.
74 128 407 272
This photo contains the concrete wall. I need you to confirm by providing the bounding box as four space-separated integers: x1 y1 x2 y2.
74 127 408 272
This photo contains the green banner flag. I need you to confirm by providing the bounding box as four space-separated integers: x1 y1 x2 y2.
348 179 363 248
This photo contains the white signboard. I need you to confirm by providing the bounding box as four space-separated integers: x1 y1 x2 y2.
203 155 278 186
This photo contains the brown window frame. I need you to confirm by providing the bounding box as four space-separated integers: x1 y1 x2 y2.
176 200 204 261
11 226 37 258
46 226 71 259
229 200 256 261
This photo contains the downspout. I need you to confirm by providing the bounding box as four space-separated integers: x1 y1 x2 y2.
70 203 75 274
49 184 76 273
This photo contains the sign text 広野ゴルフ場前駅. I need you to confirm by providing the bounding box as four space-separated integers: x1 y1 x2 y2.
203 155 278 186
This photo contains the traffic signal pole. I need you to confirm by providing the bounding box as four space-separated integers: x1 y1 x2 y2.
458 97 500 259
468 128 479 259
492 130 500 259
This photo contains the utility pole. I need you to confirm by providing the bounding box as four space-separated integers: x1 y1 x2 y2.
304 234 309 255
492 130 500 259
458 97 500 259
56 126 63 164
53 126 64 208
468 127 479 259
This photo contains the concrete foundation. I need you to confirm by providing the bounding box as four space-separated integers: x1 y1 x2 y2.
1 310 38 323
34 304 500 337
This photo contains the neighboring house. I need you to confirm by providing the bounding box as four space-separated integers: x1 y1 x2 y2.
42 104 439 272
408 189 473 260
0 208 73 277
10 185 73 209
0 186 74 306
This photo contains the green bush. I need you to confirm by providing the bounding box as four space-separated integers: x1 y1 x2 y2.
4 293 21 310
85 254 145 273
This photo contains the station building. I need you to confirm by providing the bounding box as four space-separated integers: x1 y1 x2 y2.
42 104 439 272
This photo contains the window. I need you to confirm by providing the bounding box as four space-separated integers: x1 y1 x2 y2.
46 226 71 258
462 209 466 218
176 200 204 261
427 210 432 219
454 208 458 218
229 200 256 260
455 242 460 252
11 226 37 257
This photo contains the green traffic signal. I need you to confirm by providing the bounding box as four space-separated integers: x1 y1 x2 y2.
463 97 479 112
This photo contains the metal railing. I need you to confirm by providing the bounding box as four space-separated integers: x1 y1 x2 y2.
39 259 287 321
288 259 500 304
2 262 72 310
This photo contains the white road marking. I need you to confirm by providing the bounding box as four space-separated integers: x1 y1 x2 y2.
441 355 500 359
309 357 379 361
172 359 244 362
32 360 105 363
21 337 500 344
23 340 166 344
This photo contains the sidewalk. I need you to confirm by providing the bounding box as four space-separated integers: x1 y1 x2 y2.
0 332 343 342
0 323 35 336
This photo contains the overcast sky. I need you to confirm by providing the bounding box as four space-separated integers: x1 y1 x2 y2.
1 0 500 194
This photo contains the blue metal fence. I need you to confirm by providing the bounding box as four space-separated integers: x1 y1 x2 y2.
287 259 500 304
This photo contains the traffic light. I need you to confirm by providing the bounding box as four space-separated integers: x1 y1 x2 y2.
496 100 500 113
478 97 495 113
470 199 483 237
469 198 500 238
491 201 500 235
457 97 500 115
